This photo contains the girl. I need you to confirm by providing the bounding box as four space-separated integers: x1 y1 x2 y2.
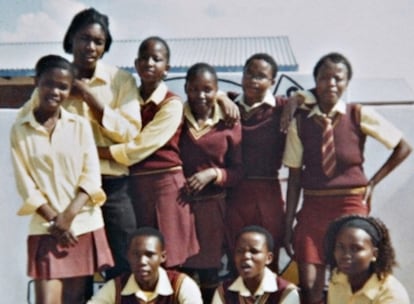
10 55 113 304
324 214 409 304
179 62 242 300
283 52 411 304
109 36 200 268
19 8 141 280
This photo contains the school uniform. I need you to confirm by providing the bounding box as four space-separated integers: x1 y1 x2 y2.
88 268 203 304
225 91 286 266
111 82 199 268
19 61 141 278
327 270 410 304
212 267 300 304
283 97 403 264
11 97 113 279
179 102 242 269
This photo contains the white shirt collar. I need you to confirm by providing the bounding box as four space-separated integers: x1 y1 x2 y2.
308 99 347 118
121 268 173 301
228 267 278 297
236 90 275 112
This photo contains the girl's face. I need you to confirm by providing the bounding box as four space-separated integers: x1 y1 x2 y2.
315 60 349 112
36 68 73 112
334 227 378 279
185 70 218 119
135 40 170 85
71 23 106 70
242 59 275 104
234 232 273 282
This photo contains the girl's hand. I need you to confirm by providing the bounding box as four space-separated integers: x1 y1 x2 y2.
280 94 304 133
185 168 218 194
70 79 90 100
363 180 375 212
49 212 78 247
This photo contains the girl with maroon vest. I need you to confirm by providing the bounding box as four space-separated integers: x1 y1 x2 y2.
212 225 299 303
109 36 199 268
282 52 411 304
178 63 243 301
225 53 288 274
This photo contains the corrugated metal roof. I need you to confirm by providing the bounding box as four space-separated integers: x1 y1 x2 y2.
0 36 298 77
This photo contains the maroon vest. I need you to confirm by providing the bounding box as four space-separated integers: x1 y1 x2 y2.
297 104 368 189
237 102 286 178
114 271 184 304
129 91 183 174
218 275 291 303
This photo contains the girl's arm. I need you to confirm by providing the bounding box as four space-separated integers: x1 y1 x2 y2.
284 167 302 257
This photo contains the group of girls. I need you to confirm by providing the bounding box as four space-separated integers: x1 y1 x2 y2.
10 6 412 304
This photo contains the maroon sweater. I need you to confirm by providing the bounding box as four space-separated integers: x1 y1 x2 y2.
179 118 243 197
130 91 183 174
237 102 286 179
296 104 368 189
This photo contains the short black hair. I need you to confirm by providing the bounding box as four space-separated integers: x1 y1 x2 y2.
138 36 171 63
35 54 75 78
313 52 353 81
236 225 274 252
63 7 112 54
127 227 165 251
244 53 278 79
185 62 218 85
324 214 396 280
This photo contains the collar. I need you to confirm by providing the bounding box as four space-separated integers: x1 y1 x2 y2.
121 268 173 301
138 81 168 106
228 267 278 297
236 90 275 112
331 269 385 301
307 99 347 119
88 61 110 85
183 100 225 131
17 92 75 128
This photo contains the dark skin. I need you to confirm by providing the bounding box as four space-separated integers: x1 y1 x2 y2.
283 59 412 304
184 70 219 194
69 23 107 125
31 66 93 304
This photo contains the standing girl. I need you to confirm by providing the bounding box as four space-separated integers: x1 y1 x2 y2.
283 52 411 304
19 8 141 280
11 55 113 304
179 62 242 299
109 36 200 268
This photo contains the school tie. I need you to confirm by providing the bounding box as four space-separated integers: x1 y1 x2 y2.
321 116 336 177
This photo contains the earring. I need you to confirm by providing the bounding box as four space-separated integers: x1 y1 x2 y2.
372 257 377 262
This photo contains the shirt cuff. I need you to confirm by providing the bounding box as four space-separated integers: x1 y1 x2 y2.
17 193 48 216
214 168 224 186
110 144 131 166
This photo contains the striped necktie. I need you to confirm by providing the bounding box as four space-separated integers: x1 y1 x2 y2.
321 116 336 177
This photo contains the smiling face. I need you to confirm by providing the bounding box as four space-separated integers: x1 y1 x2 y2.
234 232 273 288
36 68 73 114
185 69 218 120
71 23 106 73
334 227 378 281
135 39 170 87
242 58 275 106
127 235 166 291
315 60 349 113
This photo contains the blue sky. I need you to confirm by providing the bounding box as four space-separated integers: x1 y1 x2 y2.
1 0 414 90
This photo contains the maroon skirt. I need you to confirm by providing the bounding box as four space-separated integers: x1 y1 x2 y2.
129 170 200 267
293 194 368 265
225 179 285 264
184 194 226 269
27 227 114 279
